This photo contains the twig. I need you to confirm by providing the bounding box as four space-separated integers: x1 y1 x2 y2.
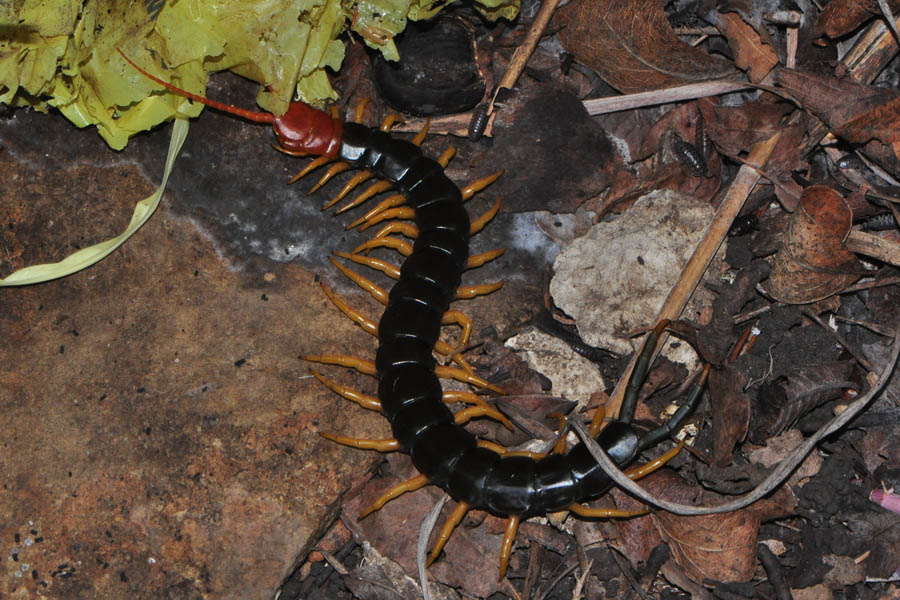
312 546 350 576
418 496 448 600
832 314 896 338
846 230 900 267
535 559 579 600
876 0 900 49
609 546 649 600
757 544 794 600
841 275 900 293
489 0 562 112
570 329 900 516
571 558 592 600
802 308 874 372
582 80 752 116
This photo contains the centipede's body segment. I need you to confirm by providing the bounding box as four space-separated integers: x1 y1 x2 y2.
331 122 644 512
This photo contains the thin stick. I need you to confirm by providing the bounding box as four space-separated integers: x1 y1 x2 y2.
802 308 874 372
418 496 448 600
582 80 752 115
846 230 900 266
488 0 563 115
876 0 900 48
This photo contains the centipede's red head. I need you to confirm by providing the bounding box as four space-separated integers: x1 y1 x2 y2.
118 49 343 158
273 102 343 158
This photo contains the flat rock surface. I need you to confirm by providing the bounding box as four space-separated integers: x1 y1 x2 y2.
0 110 388 598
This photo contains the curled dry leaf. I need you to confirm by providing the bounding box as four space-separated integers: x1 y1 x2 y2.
555 0 735 94
714 11 779 83
764 185 864 304
613 470 795 583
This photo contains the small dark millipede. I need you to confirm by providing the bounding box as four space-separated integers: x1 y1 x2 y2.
120 50 710 580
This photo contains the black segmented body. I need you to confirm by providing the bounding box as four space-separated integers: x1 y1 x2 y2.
337 122 643 518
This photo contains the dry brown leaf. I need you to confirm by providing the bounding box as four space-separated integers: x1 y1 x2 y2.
715 11 779 83
777 69 900 150
709 366 751 468
697 97 793 158
815 0 900 38
613 470 795 583
764 185 864 304
556 0 735 94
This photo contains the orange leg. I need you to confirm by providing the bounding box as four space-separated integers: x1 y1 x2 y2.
337 180 392 214
435 365 505 394
567 503 648 519
461 170 504 201
467 248 505 269
328 256 389 304
348 194 407 229
319 431 400 451
436 146 456 167
497 516 520 581
623 441 684 480
334 251 401 279
323 170 372 210
353 235 412 257
373 221 419 240
470 198 502 234
457 281 504 299
358 207 416 231
589 403 607 438
380 113 402 132
310 370 381 411
441 309 473 357
289 155 331 184
302 354 376 376
427 501 470 566
310 161 351 195
547 412 569 455
477 439 546 460
352 99 369 123
411 119 430 146
454 406 513 431
442 390 494 411
359 474 429 518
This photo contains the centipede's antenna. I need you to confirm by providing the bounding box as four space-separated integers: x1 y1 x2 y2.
117 49 276 125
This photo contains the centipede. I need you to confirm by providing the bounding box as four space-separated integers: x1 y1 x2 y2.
120 49 710 583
